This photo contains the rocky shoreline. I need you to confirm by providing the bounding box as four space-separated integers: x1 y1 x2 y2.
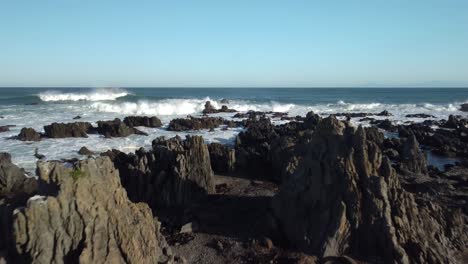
1 105 468 263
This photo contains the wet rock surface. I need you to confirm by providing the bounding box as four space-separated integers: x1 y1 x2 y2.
167 116 233 131
123 115 163 128
17 127 42 141
97 118 147 137
43 122 93 138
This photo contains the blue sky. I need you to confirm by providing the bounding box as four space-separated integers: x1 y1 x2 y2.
1 0 467 87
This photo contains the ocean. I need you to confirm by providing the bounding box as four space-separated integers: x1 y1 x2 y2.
1 87 467 173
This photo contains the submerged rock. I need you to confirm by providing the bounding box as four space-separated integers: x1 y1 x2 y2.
12 157 168 263
123 116 163 128
405 113 435 118
43 122 93 138
17 127 41 141
272 116 467 263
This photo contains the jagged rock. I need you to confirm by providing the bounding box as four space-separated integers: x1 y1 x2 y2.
72 115 82 120
17 127 41 141
202 101 217 114
405 113 435 118
208 143 236 173
105 136 215 209
0 153 37 200
272 116 467 263
123 116 163 128
399 134 428 175
370 119 395 131
167 116 225 131
78 146 94 156
12 157 167 263
96 118 146 137
460 103 468 112
43 122 93 138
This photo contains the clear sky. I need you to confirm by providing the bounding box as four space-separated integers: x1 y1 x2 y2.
1 0 467 87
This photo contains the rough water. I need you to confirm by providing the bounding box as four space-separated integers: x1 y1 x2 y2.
0 87 467 173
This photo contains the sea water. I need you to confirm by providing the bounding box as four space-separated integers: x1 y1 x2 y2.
0 87 467 173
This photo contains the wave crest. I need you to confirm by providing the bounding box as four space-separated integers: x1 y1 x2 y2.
38 88 129 102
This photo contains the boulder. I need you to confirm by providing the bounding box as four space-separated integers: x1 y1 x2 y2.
208 143 236 173
43 122 93 138
460 103 468 112
97 118 146 137
272 116 467 263
377 110 392 116
78 146 94 156
202 101 217 114
167 117 225 131
0 126 9 133
12 157 170 263
17 127 41 141
123 116 163 128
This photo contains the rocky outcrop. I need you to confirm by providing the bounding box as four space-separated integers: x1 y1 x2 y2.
0 126 10 133
17 127 41 141
167 116 226 131
0 153 37 201
272 116 467 263
12 157 169 264
123 116 163 128
97 118 147 137
104 136 215 210
398 134 428 175
43 122 93 138
208 143 236 174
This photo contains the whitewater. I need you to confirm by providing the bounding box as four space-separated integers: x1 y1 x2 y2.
0 88 467 173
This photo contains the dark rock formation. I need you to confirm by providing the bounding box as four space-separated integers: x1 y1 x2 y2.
202 101 237 114
123 116 163 128
72 115 82 120
17 127 41 141
104 136 215 210
11 157 169 263
370 118 396 131
377 110 392 116
405 113 435 118
460 103 468 112
78 146 94 156
167 116 226 131
208 143 236 174
0 126 10 133
398 134 428 175
43 122 93 138
97 118 147 137
220 98 229 104
272 116 467 263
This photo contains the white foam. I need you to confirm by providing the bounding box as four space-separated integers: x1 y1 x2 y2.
38 88 129 102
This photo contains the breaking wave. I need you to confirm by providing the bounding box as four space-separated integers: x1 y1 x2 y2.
38 88 129 102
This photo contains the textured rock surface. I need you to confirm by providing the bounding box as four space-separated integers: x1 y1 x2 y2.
272 116 468 263
123 116 163 128
105 135 215 209
167 116 226 131
0 153 37 200
17 127 41 141
12 157 167 264
77 146 94 156
43 122 93 138
208 143 236 174
97 118 147 137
